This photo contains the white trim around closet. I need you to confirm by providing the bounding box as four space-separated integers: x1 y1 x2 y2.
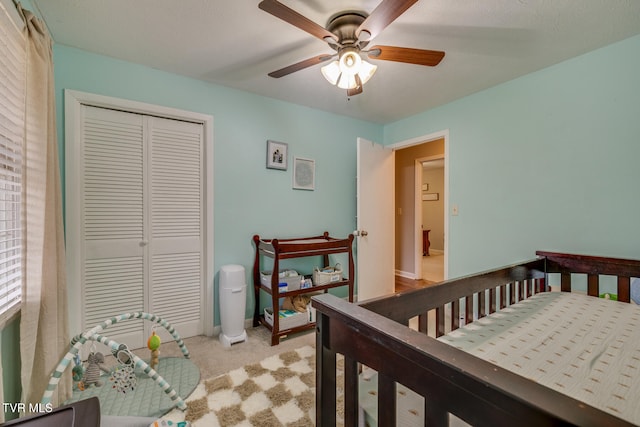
64 89 215 338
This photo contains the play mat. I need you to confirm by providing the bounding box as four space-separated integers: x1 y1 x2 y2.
41 312 200 418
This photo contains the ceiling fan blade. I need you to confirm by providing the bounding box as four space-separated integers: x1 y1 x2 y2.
347 85 363 96
268 54 334 78
356 0 418 41
367 45 445 66
347 75 364 96
259 0 339 43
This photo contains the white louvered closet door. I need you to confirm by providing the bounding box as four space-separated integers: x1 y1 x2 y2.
82 106 145 348
148 116 204 342
79 106 204 349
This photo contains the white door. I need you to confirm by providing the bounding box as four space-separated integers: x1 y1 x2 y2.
147 116 204 342
356 137 395 301
81 107 146 349
70 106 205 349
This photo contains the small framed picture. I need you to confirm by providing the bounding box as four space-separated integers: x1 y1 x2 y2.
292 157 315 191
266 140 288 170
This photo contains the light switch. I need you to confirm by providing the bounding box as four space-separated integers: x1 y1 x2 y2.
452 205 459 216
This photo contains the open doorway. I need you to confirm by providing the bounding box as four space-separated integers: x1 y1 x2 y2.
392 131 447 291
417 158 445 283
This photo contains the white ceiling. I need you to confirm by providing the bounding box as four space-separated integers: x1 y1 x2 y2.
32 0 640 124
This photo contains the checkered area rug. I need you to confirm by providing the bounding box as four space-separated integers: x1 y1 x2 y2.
163 345 344 426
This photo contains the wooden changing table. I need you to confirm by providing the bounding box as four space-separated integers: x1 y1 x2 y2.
252 232 354 345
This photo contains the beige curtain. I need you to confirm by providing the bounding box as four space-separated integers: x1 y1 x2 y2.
17 3 71 409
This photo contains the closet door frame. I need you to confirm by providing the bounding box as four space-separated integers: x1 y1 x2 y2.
64 89 214 338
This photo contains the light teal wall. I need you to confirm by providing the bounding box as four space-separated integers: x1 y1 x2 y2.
384 34 640 278
52 45 383 327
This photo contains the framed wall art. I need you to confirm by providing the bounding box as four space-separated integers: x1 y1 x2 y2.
266 140 288 170
292 157 315 190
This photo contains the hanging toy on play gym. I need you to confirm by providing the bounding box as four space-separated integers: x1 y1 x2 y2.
148 327 161 370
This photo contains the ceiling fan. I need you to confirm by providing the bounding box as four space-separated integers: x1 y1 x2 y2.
258 0 445 96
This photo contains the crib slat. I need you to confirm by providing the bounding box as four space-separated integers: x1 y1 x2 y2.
452 300 460 331
499 284 507 309
418 312 428 334
537 277 546 293
465 295 473 324
378 373 396 427
425 400 448 426
618 276 631 303
479 289 487 319
587 274 599 297
436 306 445 337
316 314 337 427
517 281 522 301
344 356 359 426
489 288 497 314
509 283 516 305
561 272 571 292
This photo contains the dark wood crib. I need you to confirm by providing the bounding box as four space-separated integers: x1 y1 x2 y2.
313 251 640 427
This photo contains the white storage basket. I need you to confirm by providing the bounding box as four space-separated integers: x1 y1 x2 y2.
313 263 343 285
264 307 308 329
260 270 301 292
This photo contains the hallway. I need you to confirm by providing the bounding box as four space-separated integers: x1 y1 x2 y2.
395 253 444 293
422 252 444 282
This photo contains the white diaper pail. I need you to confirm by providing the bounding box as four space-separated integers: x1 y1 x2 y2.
219 264 248 347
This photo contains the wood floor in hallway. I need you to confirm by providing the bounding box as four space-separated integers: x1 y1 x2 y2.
395 252 445 293
395 275 437 292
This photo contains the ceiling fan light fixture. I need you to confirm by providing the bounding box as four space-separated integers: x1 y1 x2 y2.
337 72 358 90
320 60 341 85
338 49 362 74
322 47 377 91
358 60 377 85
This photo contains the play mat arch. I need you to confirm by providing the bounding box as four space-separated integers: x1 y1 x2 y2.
42 312 199 416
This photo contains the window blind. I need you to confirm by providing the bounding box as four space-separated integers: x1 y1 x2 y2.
0 1 25 325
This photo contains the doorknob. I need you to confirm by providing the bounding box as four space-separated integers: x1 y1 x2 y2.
353 230 368 237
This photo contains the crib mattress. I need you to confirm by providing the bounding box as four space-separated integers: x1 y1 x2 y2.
361 292 640 426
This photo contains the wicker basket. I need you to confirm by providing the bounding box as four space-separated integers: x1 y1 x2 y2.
313 263 343 285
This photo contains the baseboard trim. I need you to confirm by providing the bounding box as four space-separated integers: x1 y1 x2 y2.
395 270 416 280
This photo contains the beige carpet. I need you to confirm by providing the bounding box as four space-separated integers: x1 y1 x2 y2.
161 344 345 427
137 327 316 381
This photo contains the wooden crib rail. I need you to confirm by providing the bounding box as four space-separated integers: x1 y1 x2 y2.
313 293 631 427
361 258 547 336
537 251 640 302
313 252 640 426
